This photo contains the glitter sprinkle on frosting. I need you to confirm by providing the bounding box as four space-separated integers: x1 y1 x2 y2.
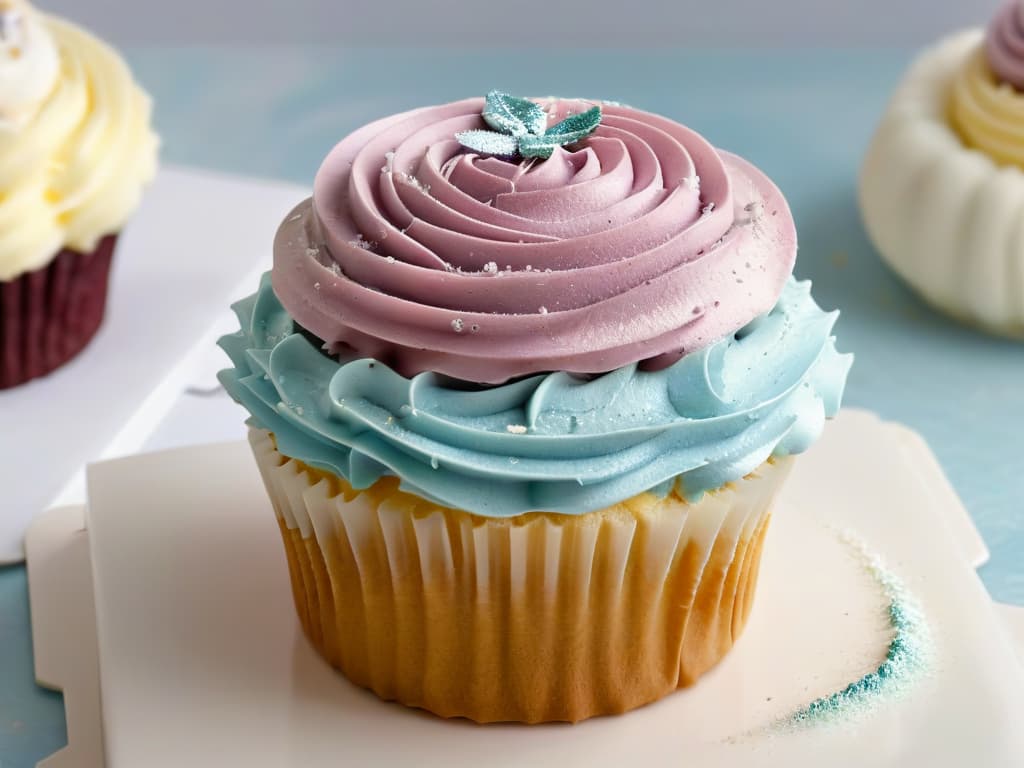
783 531 932 729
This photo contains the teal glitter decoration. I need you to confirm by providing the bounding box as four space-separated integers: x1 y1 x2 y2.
482 91 547 136
520 106 602 159
544 105 602 138
452 130 519 159
455 92 602 160
783 531 933 730
517 134 564 160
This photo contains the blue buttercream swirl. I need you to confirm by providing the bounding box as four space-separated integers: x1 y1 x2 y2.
218 274 851 517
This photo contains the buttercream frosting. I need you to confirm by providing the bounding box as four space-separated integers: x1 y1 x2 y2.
951 2 1024 168
219 274 850 518
274 97 797 384
0 0 59 129
0 9 158 281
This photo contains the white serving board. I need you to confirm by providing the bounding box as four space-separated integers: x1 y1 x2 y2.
0 166 304 564
25 410 1024 767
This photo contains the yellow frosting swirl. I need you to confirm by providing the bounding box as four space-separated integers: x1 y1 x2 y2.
0 14 158 281
950 44 1024 169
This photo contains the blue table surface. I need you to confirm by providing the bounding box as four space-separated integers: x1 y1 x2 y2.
2 46 1023 767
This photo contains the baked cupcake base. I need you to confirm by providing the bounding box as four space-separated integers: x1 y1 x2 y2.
0 234 118 389
249 428 793 724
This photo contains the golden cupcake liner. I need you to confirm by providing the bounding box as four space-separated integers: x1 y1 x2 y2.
248 428 793 723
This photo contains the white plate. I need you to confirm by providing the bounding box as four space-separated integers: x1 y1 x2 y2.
0 166 305 564
24 409 1024 767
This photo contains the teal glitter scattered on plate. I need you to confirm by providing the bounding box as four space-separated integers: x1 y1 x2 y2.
783 531 933 729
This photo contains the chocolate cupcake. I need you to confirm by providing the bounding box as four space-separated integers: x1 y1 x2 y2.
0 0 157 388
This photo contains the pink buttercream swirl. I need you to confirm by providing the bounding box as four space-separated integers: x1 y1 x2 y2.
986 1 1024 89
272 97 796 384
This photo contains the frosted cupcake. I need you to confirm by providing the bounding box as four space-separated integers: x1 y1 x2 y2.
0 0 158 388
861 1 1024 338
220 93 851 723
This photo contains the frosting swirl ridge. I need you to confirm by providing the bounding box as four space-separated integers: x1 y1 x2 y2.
219 274 850 518
274 97 796 384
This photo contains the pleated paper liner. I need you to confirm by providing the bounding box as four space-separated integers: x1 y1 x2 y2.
0 234 117 390
248 428 793 723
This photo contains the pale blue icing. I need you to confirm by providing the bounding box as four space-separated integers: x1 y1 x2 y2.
218 274 851 517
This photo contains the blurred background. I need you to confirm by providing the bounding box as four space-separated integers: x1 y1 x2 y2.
43 0 1002 47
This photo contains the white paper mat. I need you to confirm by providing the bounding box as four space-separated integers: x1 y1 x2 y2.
0 166 304 564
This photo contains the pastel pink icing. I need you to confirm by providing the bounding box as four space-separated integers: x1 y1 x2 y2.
986 1 1024 89
272 97 796 384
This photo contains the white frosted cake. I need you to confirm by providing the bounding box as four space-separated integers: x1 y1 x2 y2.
860 1 1024 338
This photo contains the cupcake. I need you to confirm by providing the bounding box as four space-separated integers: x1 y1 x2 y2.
860 1 1024 338
220 92 851 723
0 0 158 389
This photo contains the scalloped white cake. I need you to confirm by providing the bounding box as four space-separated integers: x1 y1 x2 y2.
860 1 1024 338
